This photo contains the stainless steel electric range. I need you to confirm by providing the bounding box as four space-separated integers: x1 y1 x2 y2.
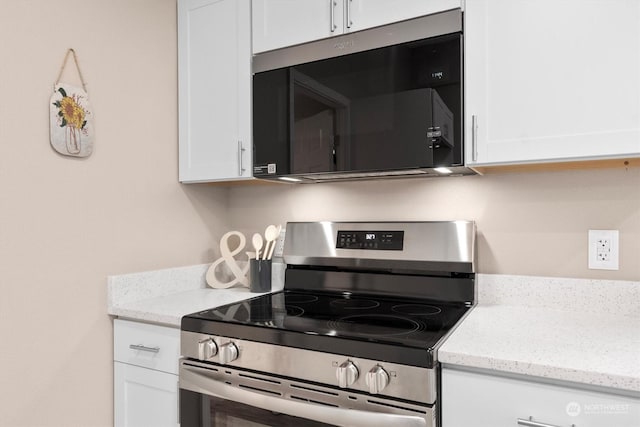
179 221 475 427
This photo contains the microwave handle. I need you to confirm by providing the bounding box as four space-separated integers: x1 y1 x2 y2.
180 363 427 427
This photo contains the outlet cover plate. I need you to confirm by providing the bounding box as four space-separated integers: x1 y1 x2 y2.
272 229 286 258
588 230 619 270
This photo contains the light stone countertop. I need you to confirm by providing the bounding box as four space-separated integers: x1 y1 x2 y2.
108 287 266 326
107 266 640 393
107 264 274 327
439 274 640 393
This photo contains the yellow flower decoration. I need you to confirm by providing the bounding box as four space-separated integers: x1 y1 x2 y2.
59 96 85 129
53 87 87 130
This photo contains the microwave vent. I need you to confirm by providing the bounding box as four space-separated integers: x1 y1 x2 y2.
259 166 476 183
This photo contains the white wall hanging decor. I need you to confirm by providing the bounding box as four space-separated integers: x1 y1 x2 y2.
50 48 94 158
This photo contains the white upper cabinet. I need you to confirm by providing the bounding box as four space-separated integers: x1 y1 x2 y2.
252 0 462 54
465 0 640 166
178 0 252 182
346 0 461 32
252 0 344 53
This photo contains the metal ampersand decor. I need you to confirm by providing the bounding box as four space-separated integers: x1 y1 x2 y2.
206 231 253 289
49 48 95 158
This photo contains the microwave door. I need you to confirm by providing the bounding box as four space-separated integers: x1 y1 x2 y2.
349 89 436 171
291 70 351 174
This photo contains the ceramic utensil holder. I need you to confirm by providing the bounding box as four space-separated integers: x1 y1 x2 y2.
249 259 272 293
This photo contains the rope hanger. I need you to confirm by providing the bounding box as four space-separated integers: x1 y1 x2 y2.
54 48 87 91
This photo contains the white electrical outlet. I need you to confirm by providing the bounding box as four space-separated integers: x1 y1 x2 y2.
596 238 611 262
588 230 619 270
272 229 286 258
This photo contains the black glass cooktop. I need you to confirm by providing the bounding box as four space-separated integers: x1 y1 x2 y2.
182 290 471 368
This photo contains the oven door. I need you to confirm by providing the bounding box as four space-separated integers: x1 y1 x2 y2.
179 359 433 427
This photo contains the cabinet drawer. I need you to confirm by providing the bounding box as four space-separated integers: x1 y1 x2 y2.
442 367 640 427
114 319 180 375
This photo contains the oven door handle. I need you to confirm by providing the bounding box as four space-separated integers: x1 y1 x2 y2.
180 363 428 427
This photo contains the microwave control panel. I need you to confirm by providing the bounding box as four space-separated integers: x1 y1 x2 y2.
336 231 404 250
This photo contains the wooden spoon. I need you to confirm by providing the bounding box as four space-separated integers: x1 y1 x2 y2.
266 224 282 260
262 225 278 260
252 233 263 260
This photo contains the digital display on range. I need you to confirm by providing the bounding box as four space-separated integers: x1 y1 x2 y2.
336 230 404 250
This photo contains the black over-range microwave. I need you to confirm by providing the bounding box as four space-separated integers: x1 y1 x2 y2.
252 8 474 183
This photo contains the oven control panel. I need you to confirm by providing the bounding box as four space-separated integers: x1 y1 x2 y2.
336 230 404 250
181 331 436 404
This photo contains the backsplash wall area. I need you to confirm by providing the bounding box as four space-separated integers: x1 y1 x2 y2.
228 166 640 281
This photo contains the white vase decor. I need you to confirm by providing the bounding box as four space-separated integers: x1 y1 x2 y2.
49 49 94 158
50 84 94 157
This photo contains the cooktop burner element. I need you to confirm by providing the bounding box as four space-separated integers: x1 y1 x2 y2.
280 305 305 317
328 314 423 337
330 298 380 310
392 304 442 316
285 294 319 304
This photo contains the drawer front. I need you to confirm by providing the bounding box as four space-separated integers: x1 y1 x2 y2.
114 319 180 375
442 367 640 427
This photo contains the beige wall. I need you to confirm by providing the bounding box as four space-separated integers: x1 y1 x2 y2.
0 1 228 426
228 167 640 281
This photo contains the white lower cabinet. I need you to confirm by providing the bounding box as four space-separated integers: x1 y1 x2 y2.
113 319 180 427
442 367 640 427
114 362 178 427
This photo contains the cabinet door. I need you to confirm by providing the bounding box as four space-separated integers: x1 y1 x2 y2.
465 0 640 165
252 0 344 53
114 362 178 427
442 367 640 427
178 0 252 182
347 0 461 32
